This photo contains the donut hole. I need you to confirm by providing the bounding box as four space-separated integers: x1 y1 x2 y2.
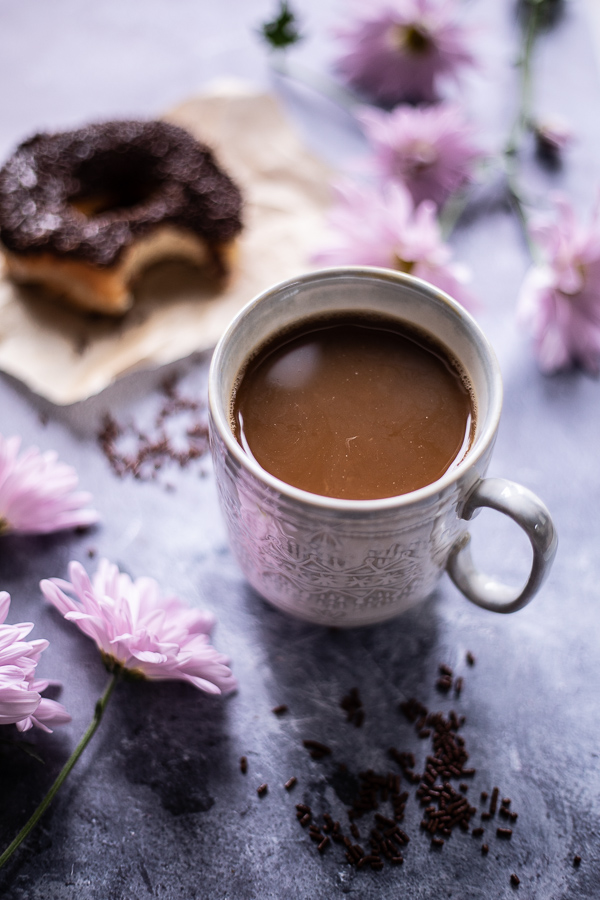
68 147 162 218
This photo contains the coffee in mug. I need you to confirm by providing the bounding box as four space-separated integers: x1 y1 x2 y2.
232 314 474 500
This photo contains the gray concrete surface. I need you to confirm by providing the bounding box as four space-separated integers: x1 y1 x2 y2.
0 1 599 897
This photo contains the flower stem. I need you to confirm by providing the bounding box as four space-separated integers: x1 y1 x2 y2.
505 0 543 158
439 185 473 239
502 0 545 259
0 674 118 870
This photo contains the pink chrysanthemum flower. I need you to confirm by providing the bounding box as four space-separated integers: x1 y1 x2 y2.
358 103 484 207
517 197 600 373
41 560 236 695
0 435 99 536
333 0 475 106
0 591 71 733
313 178 474 309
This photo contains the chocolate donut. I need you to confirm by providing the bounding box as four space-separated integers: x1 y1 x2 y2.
0 120 243 314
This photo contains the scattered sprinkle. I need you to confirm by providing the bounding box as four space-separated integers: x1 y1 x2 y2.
341 687 364 727
303 739 332 760
286 656 533 879
436 674 453 693
490 787 499 815
97 375 209 481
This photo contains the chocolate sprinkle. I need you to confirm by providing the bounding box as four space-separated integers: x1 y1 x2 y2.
97 375 210 481
303 739 332 760
341 688 365 727
490 787 499 815
289 655 533 881
317 836 330 853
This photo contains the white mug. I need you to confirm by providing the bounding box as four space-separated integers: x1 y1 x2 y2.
208 267 557 627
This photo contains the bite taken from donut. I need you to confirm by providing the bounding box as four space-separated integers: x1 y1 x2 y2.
0 120 243 315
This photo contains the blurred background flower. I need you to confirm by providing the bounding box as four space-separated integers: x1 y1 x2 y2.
313 178 474 308
358 102 484 206
333 0 475 105
518 197 600 373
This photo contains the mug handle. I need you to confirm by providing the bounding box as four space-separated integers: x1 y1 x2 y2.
446 477 558 613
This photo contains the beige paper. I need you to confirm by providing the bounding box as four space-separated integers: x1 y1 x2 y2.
0 86 332 404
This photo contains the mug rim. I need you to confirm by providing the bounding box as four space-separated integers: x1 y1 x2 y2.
208 266 503 512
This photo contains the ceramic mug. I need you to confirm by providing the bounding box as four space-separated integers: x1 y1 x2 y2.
208 267 557 627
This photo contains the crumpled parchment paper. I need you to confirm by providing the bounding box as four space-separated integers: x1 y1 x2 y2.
0 84 332 404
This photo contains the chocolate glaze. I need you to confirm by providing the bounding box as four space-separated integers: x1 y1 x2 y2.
0 120 243 267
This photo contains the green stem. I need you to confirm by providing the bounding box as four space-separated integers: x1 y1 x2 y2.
502 1 545 258
439 185 474 239
505 1 542 157
503 148 542 263
0 674 118 870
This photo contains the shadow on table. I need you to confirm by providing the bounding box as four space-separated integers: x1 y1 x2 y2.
244 584 445 706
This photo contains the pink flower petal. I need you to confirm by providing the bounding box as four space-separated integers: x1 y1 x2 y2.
0 435 99 535
0 592 68 734
0 591 10 625
0 685 41 725
30 697 72 733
